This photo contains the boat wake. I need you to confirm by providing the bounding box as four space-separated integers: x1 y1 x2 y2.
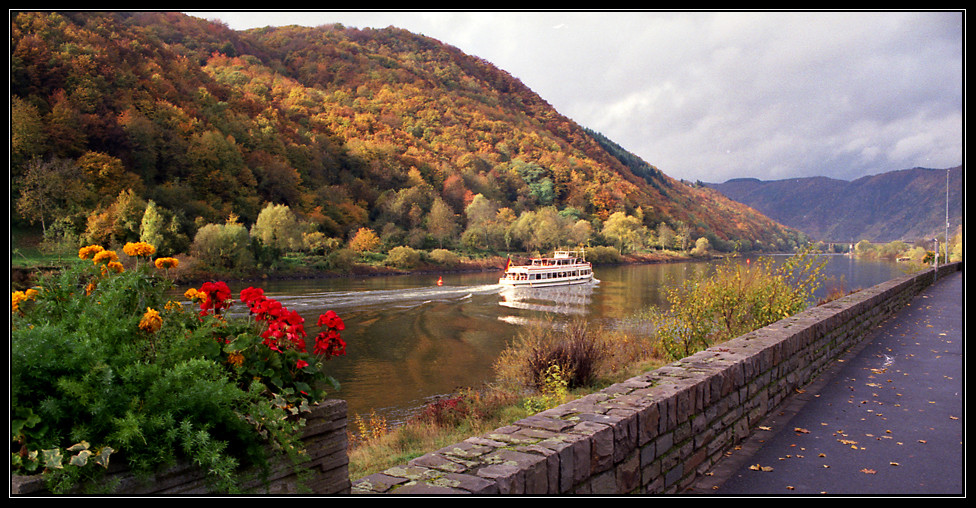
265 283 504 314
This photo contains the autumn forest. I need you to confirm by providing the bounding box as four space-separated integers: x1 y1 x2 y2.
11 11 808 276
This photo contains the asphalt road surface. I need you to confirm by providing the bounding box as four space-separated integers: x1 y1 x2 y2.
690 270 964 496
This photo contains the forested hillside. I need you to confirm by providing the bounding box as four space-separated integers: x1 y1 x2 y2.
11 11 807 264
707 166 962 243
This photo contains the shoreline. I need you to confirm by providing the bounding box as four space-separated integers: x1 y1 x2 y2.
10 250 706 291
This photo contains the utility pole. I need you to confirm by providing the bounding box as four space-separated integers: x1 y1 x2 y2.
945 168 950 264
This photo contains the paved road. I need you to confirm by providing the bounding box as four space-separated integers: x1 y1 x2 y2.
691 270 964 496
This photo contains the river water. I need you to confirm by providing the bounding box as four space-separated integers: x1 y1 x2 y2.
208 255 910 425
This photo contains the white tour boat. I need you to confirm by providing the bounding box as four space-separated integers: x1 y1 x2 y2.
499 250 597 288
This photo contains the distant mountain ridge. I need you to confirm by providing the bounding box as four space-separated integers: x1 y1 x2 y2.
706 167 962 243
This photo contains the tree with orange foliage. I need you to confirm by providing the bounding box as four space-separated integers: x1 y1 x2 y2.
349 227 381 254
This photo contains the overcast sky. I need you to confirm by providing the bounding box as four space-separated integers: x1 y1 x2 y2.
187 10 963 184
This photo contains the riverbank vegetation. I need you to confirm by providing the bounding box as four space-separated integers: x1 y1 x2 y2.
10 198 705 291
851 226 963 265
345 247 832 480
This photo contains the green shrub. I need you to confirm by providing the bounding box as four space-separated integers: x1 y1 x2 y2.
325 248 359 270
384 246 421 269
190 221 253 271
583 245 622 264
649 246 826 361
11 243 348 493
428 248 460 267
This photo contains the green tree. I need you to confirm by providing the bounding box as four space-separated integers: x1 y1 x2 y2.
250 203 303 252
464 193 498 248
601 212 645 254
140 200 190 257
691 236 711 257
512 159 555 206
510 207 569 253
15 157 88 236
427 198 459 249
113 189 148 244
656 222 676 250
10 96 48 173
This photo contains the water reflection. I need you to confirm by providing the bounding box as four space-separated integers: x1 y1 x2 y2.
498 282 596 316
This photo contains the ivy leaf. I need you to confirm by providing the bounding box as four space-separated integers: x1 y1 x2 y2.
69 449 93 467
41 448 64 469
66 441 91 453
93 447 115 469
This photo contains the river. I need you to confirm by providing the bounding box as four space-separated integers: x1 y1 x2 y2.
206 254 911 426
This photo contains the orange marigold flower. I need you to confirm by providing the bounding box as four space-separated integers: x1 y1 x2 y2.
11 291 28 314
154 257 179 269
184 288 203 301
92 250 119 265
227 351 245 368
123 242 156 257
138 307 162 334
12 288 41 313
78 245 105 260
107 261 124 273
85 282 97 296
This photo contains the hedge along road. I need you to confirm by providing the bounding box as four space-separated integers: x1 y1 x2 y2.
691 269 964 496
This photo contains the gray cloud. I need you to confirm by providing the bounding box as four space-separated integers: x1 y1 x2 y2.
190 10 963 183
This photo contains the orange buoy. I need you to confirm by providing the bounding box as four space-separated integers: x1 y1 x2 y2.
436 276 443 286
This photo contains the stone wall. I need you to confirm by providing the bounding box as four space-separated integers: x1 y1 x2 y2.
352 262 962 495
11 398 351 495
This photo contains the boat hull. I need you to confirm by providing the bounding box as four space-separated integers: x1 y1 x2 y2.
498 275 595 288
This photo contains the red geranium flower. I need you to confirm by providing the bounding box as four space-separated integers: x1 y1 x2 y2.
317 310 345 330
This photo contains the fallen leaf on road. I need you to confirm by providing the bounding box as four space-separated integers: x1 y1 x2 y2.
794 427 810 434
861 468 877 474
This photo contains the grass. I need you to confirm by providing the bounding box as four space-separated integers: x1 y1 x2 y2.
10 227 74 269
